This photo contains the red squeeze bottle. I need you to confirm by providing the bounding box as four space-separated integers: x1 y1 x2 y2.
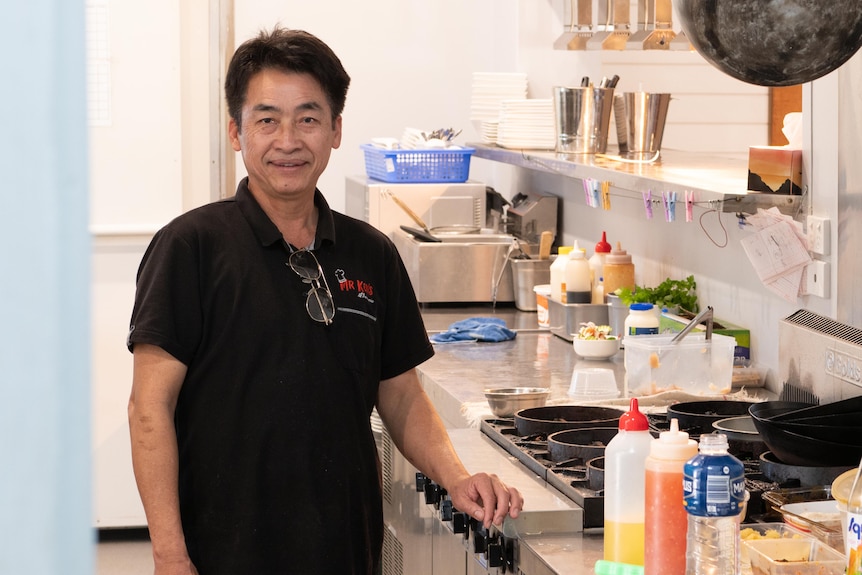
644 418 698 575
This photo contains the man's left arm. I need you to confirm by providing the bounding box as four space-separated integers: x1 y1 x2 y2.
376 368 524 528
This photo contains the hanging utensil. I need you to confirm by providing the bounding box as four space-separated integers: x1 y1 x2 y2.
587 0 631 50
626 0 676 50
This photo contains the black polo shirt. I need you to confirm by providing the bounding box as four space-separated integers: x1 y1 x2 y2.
128 178 434 574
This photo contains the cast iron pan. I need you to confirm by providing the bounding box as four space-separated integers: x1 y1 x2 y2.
771 395 862 421
514 406 624 437
675 0 862 86
666 400 756 434
758 451 855 488
547 427 618 463
587 456 605 492
749 401 862 466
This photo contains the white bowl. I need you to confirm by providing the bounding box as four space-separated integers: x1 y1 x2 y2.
572 337 620 360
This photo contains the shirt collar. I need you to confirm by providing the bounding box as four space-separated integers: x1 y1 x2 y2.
235 177 336 248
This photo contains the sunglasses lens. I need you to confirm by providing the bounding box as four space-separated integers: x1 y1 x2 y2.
306 286 335 324
289 250 320 280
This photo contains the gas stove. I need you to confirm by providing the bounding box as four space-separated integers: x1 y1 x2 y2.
479 413 814 529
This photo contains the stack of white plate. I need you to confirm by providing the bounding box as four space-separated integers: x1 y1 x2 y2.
496 98 556 150
470 72 529 123
479 120 499 145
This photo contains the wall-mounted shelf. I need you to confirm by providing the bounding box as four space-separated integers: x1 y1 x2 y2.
469 143 804 217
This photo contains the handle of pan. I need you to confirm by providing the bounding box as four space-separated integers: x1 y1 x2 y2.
386 190 431 233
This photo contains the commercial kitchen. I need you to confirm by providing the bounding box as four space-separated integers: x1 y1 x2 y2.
8 0 862 573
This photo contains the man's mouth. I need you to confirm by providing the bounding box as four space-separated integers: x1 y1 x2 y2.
271 159 306 168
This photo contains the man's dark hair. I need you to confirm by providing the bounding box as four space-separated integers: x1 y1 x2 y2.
225 27 351 131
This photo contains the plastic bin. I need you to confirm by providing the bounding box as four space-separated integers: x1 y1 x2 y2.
361 144 474 183
623 333 736 396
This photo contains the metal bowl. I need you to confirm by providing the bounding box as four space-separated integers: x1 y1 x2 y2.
483 387 550 418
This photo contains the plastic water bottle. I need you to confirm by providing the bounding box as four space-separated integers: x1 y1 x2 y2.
604 397 652 566
683 433 745 575
846 457 862 575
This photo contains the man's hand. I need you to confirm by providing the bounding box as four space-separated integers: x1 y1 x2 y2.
445 472 524 529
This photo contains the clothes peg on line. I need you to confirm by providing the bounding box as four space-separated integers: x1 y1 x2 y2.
643 190 653 220
601 181 611 210
685 190 694 222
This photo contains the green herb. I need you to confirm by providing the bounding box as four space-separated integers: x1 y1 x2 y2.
615 275 699 314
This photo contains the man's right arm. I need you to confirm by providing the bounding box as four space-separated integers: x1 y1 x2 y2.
128 343 198 575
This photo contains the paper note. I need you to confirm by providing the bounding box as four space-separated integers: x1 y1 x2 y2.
740 209 812 302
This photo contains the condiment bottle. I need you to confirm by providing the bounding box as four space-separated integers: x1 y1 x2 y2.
589 231 612 303
625 303 659 336
683 433 745 575
845 456 862 575
644 418 697 575
550 246 572 302
603 242 635 298
565 248 591 303
604 397 651 566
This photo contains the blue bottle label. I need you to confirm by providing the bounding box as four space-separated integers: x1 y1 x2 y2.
683 453 745 517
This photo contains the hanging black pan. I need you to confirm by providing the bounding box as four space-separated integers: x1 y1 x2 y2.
676 0 862 86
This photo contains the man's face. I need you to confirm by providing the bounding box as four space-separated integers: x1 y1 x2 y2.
229 68 342 202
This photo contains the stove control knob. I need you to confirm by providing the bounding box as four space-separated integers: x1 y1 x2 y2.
502 535 517 571
452 511 468 534
486 538 504 568
472 525 488 554
423 482 441 505
415 473 429 493
440 499 454 521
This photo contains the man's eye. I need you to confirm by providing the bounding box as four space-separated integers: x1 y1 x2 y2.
301 117 318 124
261 118 275 124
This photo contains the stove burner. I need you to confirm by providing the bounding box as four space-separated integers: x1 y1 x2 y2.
480 415 786 529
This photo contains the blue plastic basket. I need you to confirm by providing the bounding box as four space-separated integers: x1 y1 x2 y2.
361 144 474 183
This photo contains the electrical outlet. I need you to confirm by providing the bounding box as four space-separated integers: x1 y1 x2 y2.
807 216 830 255
802 260 830 298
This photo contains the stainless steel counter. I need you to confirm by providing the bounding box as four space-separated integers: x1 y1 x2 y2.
418 306 625 428
416 306 611 574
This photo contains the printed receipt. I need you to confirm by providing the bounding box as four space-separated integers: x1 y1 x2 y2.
740 208 811 302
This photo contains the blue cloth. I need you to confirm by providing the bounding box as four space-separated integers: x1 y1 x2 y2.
429 317 517 344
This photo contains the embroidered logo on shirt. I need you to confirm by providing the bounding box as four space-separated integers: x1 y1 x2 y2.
334 269 375 303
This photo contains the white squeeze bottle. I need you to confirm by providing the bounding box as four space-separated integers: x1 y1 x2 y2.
589 231 612 303
550 246 572 302
604 397 652 566
565 247 592 304
846 457 862 575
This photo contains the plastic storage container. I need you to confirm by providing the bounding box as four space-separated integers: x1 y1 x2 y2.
550 246 573 302
602 242 635 298
533 284 551 328
644 418 698 575
565 248 591 303
360 144 474 183
623 333 736 396
625 303 659 336
683 433 745 575
845 458 862 575
604 398 652 566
